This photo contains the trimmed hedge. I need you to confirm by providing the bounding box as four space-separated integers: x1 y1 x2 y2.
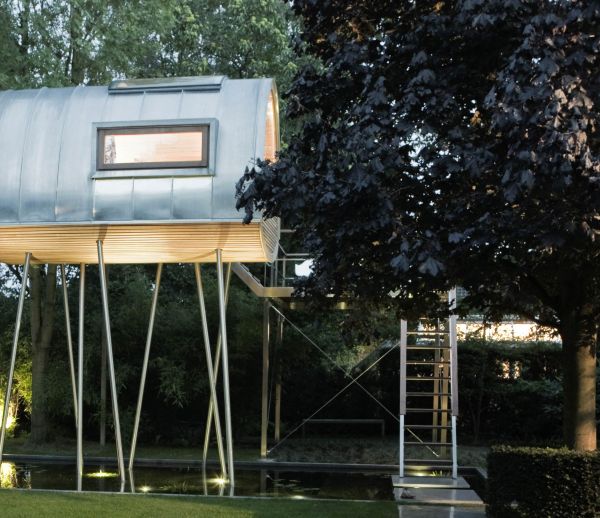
487 446 600 517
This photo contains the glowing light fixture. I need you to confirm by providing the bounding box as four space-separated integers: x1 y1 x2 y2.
209 476 228 487
0 462 16 488
86 470 119 478
139 485 152 493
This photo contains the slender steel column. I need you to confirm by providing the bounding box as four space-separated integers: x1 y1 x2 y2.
76 263 85 491
274 314 283 442
61 265 78 426
97 241 126 485
215 249 234 487
128 263 163 472
260 299 270 458
399 319 407 478
449 287 459 479
0 253 31 464
202 263 231 465
194 263 226 476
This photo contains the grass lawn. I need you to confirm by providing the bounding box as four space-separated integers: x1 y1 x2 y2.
0 489 397 517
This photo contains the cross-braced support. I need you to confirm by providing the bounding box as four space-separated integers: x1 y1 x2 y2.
0 252 31 464
97 241 126 486
61 265 78 427
194 263 227 477
202 264 231 468
215 249 234 488
128 263 163 472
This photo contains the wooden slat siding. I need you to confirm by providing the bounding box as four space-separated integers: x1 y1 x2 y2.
260 217 280 263
0 222 275 264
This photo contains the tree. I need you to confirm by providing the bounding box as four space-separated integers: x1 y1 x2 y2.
237 1 600 450
0 0 301 443
0 0 178 443
158 0 301 139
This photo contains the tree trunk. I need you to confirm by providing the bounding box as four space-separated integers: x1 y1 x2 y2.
30 264 57 444
560 317 597 451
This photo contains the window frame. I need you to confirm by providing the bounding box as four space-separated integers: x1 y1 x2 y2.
92 118 218 179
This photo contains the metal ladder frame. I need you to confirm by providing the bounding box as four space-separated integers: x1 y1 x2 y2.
399 288 458 479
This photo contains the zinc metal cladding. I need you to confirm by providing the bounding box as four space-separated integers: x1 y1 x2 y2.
0 76 276 225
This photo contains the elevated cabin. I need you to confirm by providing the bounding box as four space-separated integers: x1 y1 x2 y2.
0 76 280 264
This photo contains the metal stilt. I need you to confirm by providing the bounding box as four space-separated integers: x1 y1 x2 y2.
128 263 163 472
202 264 231 466
194 263 227 477
97 241 126 486
215 249 234 487
399 319 407 478
273 313 283 442
77 263 85 491
260 299 270 458
61 264 78 426
449 288 459 479
0 252 31 463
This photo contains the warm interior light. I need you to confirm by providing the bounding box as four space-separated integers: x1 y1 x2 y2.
105 131 203 165
98 125 209 170
264 90 277 162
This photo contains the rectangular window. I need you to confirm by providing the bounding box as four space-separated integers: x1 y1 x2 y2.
97 125 209 170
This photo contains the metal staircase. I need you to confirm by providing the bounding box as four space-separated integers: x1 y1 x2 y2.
399 289 458 479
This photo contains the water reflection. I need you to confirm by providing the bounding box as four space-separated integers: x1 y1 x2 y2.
1 462 393 501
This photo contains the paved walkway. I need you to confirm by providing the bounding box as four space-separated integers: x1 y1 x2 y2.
398 505 485 517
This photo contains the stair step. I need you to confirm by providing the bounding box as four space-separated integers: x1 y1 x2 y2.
405 458 452 464
405 441 453 446
394 488 484 506
406 376 452 381
392 476 470 489
406 345 450 351
405 360 450 365
405 424 452 429
406 408 453 413
406 331 450 336
407 392 452 396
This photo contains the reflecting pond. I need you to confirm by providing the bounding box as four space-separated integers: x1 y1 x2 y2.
0 461 394 501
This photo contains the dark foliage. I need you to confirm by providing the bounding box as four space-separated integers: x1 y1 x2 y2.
237 0 600 328
236 0 600 449
458 340 563 442
487 446 600 517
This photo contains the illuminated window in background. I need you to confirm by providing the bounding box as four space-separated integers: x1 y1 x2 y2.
264 91 277 162
98 125 209 170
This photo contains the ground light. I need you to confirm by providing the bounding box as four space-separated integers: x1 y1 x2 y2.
138 485 152 493
86 470 119 478
0 461 16 488
209 476 228 487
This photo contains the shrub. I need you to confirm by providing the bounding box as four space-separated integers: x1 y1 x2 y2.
458 340 563 442
487 446 600 517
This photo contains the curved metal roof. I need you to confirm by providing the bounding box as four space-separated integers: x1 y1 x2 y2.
0 75 277 225
0 76 280 264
